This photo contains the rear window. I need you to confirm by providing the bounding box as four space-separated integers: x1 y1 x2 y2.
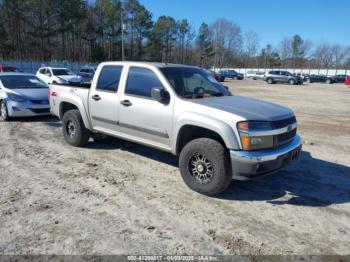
0 75 48 89
96 65 123 92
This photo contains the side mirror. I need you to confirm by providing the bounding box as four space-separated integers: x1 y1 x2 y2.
46 73 51 77
151 87 169 103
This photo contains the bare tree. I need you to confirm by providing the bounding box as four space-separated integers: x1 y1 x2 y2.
210 18 242 68
243 31 259 67
314 43 333 68
331 44 346 69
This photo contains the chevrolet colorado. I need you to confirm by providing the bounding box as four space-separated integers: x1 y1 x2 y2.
49 62 302 195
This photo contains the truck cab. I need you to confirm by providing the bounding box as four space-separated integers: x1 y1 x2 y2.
49 62 302 196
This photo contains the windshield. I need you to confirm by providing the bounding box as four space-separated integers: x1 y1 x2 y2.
52 69 73 76
0 75 48 89
160 67 231 99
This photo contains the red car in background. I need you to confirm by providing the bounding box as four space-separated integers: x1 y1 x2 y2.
345 76 350 86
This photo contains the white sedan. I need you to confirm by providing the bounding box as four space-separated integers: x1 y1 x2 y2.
36 67 82 84
0 73 50 120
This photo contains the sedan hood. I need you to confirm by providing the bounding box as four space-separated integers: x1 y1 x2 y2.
10 88 48 100
57 75 82 83
189 96 294 121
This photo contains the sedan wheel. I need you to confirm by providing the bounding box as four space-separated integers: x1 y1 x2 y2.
0 101 9 121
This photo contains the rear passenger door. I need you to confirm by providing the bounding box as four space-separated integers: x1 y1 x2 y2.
117 66 173 151
89 65 123 133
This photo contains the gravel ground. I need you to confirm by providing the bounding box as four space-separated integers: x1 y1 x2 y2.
0 79 349 255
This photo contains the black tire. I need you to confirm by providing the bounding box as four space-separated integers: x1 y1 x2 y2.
289 79 295 85
267 78 274 84
326 79 332 84
62 109 90 147
179 138 232 196
0 100 10 121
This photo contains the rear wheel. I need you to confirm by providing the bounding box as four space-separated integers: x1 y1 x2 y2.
0 100 10 121
62 109 90 147
267 78 274 84
179 138 232 196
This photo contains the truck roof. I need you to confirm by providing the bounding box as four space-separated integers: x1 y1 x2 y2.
101 61 199 69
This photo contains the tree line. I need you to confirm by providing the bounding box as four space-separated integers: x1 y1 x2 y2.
0 0 349 69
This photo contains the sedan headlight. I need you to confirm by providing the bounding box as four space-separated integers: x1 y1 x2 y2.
237 121 274 151
57 77 68 84
7 93 27 102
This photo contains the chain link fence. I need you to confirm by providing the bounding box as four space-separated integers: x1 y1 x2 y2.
0 60 98 74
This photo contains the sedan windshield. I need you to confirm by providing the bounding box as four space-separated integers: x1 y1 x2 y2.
52 69 73 76
160 67 231 99
0 75 48 89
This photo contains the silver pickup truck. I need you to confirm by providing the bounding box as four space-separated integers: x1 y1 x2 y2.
49 62 302 196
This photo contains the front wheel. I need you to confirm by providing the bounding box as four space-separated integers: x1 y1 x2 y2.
179 138 232 196
62 109 90 147
0 100 10 121
289 79 295 85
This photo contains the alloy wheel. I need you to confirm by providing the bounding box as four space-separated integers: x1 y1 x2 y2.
189 153 214 184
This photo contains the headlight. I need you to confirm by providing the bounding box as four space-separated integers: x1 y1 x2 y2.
7 93 27 102
237 121 274 151
57 77 68 84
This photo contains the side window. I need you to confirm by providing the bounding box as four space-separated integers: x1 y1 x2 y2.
125 67 163 98
39 68 46 74
45 69 51 76
96 65 123 92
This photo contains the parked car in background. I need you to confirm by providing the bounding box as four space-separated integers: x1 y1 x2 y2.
208 70 225 82
78 67 97 83
219 70 244 80
305 74 334 84
345 76 350 86
0 73 50 121
50 62 301 196
265 70 303 85
252 72 265 80
0 65 21 73
294 73 309 82
331 74 349 83
36 67 82 84
245 71 258 78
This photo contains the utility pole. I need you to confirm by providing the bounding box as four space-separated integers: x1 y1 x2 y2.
120 0 125 61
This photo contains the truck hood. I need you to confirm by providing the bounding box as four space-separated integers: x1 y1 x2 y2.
8 88 48 100
189 96 294 121
57 75 82 83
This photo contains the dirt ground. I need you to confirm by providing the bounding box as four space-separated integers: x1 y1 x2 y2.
0 79 349 255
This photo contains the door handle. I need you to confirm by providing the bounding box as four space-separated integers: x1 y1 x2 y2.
120 100 132 107
92 94 101 101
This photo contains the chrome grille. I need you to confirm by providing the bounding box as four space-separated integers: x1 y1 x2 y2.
272 117 297 148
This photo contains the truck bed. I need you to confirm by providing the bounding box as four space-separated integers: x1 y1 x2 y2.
53 83 92 89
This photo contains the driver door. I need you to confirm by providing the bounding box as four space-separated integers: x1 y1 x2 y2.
118 66 173 150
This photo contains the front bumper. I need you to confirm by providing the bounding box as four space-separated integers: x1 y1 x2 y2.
6 100 50 117
230 135 302 180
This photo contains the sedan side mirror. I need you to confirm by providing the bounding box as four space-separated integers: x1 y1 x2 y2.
151 87 170 103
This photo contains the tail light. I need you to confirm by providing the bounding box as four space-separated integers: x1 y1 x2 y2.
49 90 57 97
